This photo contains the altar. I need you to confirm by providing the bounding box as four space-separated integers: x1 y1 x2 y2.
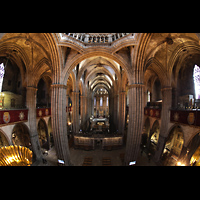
73 134 123 151
90 117 110 133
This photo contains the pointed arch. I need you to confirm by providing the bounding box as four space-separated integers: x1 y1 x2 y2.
144 57 169 88
62 50 132 86
32 57 52 87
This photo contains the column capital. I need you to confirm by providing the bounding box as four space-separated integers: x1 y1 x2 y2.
120 91 126 95
128 83 144 89
51 84 67 89
26 86 38 91
161 86 172 92
72 91 79 95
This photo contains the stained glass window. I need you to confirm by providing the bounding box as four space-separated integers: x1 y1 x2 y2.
100 97 103 107
0 63 5 93
94 97 96 107
193 65 200 99
106 97 109 107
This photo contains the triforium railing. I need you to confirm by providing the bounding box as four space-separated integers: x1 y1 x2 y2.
64 33 131 44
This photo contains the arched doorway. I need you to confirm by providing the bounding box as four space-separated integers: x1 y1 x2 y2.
12 123 31 148
37 118 49 150
161 125 184 166
186 132 200 166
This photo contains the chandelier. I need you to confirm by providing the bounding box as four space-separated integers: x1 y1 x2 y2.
0 145 32 166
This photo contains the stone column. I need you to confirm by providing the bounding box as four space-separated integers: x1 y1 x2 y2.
172 87 177 108
91 95 94 116
109 92 114 132
154 87 172 162
124 84 144 165
51 84 71 166
66 95 69 124
84 34 89 43
26 86 42 161
87 92 92 120
103 95 106 116
118 91 126 135
80 95 86 130
72 91 79 134
96 96 100 117
108 34 113 43
113 94 119 131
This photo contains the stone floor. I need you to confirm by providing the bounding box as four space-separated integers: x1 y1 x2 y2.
38 146 157 166
70 147 125 166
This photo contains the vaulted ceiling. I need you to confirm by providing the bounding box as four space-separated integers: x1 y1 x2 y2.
79 56 121 94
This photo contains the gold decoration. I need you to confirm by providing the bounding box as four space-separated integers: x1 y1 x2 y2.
0 145 32 166
187 112 195 125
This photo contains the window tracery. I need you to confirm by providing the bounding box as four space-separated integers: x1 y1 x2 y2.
0 63 5 93
193 65 200 99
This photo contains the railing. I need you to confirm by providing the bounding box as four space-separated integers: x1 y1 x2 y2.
144 107 200 127
65 33 130 44
36 108 51 118
144 107 161 119
0 109 28 125
0 106 73 126
36 107 72 118
170 109 200 126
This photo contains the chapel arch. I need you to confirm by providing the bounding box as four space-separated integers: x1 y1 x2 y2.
161 125 184 166
187 132 200 166
37 118 49 150
12 123 31 148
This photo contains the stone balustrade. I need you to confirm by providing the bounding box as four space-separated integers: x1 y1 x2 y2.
65 33 130 44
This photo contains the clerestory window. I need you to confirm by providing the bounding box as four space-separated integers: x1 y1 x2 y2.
193 65 200 99
0 63 5 93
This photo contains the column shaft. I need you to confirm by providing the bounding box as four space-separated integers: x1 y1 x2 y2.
72 91 79 134
124 84 144 165
51 84 71 166
26 86 42 161
154 87 172 162
119 91 126 135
